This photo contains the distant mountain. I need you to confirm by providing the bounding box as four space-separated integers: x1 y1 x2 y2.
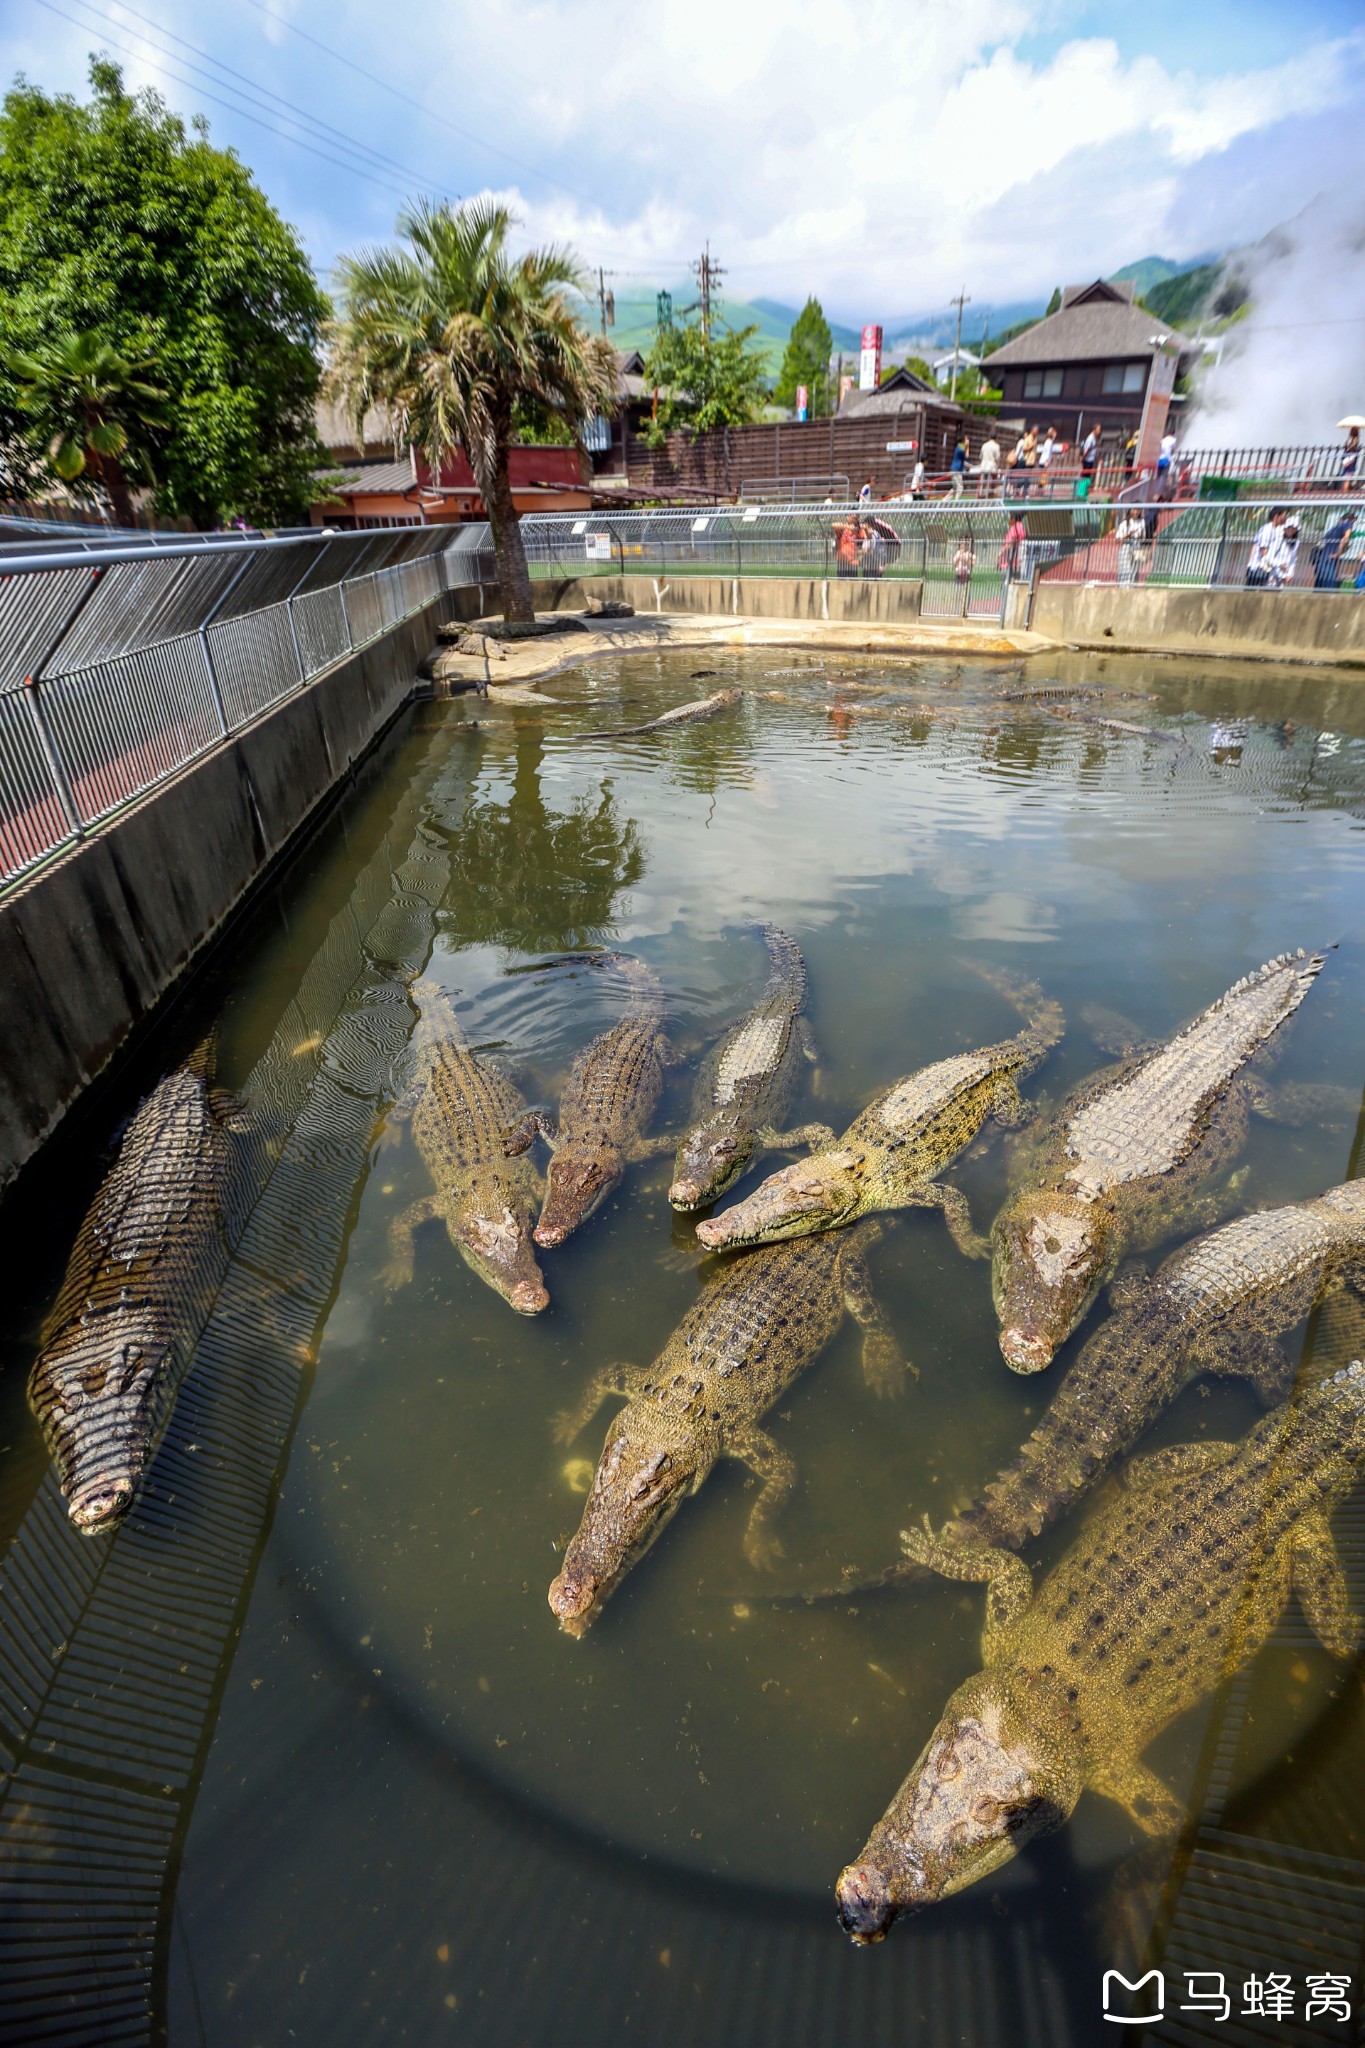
1109 252 1225 299
600 288 860 374
877 300 1047 350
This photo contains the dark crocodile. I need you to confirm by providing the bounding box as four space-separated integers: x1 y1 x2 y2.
385 981 548 1315
29 1046 250 1532
813 1177 1365 1601
835 1360 1365 1941
520 956 672 1248
575 687 742 740
669 925 832 1213
992 949 1327 1373
548 1224 906 1635
694 975 1063 1255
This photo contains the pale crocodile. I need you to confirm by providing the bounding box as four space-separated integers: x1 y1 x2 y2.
385 981 549 1314
515 955 672 1249
992 949 1327 1373
694 975 1063 1255
548 1223 906 1635
29 1046 250 1532
817 1177 1365 1600
576 687 742 740
836 1360 1365 1941
669 926 832 1212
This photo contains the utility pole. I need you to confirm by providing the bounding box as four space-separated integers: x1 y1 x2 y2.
596 267 616 337
692 243 725 343
948 289 971 402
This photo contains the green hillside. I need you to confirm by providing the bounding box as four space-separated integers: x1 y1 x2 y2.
1109 254 1189 297
586 288 861 376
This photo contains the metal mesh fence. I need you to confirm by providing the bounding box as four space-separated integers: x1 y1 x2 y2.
43 633 222 828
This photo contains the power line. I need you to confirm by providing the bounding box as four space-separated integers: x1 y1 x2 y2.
30 0 413 201
33 0 431 197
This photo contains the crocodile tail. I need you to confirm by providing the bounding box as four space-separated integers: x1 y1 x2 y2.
1224 946 1331 1016
758 924 808 1002
184 1032 218 1081
969 964 1065 1053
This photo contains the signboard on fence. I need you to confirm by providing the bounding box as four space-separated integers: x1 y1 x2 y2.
795 384 808 422
585 532 613 561
859 324 883 392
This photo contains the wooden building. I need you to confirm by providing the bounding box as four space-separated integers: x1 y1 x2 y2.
984 281 1194 463
311 399 591 526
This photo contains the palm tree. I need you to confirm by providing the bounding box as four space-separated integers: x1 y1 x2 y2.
7 330 166 526
327 199 618 624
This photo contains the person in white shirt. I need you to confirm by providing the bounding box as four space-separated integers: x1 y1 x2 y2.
1269 520 1300 588
1081 423 1101 472
1115 509 1145 585
1037 426 1059 496
1246 509 1285 586
976 434 1000 496
910 458 926 497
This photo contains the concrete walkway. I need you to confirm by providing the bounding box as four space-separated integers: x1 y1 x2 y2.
430 610 1051 694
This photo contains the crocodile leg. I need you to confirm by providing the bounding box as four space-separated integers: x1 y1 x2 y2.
904 1180 990 1260
385 1194 442 1289
729 1421 797 1570
626 1133 681 1162
1291 1510 1361 1658
552 1363 646 1446
1089 1754 1185 1836
839 1243 913 1397
503 1109 558 1157
1245 1078 1360 1129
900 1520 1033 1659
762 1121 838 1152
1194 1328 1296 1408
798 1017 819 1063
989 1077 1036 1131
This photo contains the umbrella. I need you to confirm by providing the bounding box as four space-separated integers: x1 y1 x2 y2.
867 516 903 552
1336 416 1365 429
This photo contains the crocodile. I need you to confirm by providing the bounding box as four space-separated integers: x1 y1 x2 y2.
548 1223 907 1635
694 975 1063 1255
992 949 1327 1374
29 1046 250 1532
385 981 549 1315
514 955 672 1249
668 926 833 1212
835 1359 1365 1942
814 1178 1365 1600
575 687 742 740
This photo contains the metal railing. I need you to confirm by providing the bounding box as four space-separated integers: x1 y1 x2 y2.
738 474 851 504
0 524 478 894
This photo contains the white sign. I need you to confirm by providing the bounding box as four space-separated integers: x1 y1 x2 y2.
886 440 918 453
570 519 587 535
859 322 883 392
585 532 612 561
742 506 761 522
691 516 710 532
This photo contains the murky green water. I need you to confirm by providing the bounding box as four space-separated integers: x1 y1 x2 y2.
3 646 1364 2045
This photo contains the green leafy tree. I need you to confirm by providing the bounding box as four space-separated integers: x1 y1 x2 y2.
1045 285 1062 315
773 297 833 416
7 329 166 524
329 197 617 625
0 60 328 526
882 356 936 386
643 318 769 443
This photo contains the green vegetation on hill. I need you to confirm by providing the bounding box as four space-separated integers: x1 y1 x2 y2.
1109 254 1190 297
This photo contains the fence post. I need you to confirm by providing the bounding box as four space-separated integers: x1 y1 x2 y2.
22 677 83 839
197 628 232 736
284 596 306 681
339 579 355 651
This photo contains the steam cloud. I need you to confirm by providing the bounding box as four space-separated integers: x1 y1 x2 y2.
1190 197 1365 447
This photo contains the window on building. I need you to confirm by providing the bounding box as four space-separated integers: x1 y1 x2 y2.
1102 362 1148 395
1022 368 1064 398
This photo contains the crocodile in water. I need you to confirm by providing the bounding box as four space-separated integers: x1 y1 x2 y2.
817 1177 1365 1601
694 975 1063 1255
548 1223 906 1635
517 955 672 1249
575 687 742 740
385 981 549 1314
29 1047 250 1532
992 949 1327 1373
669 925 832 1212
835 1360 1365 1941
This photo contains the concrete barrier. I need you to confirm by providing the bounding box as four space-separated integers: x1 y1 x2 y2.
538 572 925 625
1029 581 1365 666
0 587 478 1193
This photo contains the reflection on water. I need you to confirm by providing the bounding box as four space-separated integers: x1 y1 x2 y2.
0 648 1363 2045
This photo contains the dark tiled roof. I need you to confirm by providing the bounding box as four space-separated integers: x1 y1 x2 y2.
327 457 418 498
986 281 1192 369
838 366 959 418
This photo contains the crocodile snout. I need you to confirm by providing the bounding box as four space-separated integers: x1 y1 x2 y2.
999 1327 1054 1374
668 1176 702 1210
512 1278 551 1315
548 1567 599 1637
836 1861 899 1943
69 1474 135 1533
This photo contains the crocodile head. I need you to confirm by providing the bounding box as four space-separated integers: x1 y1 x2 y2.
669 1110 753 1211
548 1407 700 1636
447 1185 549 1315
835 1669 1083 1941
35 1322 164 1533
694 1149 863 1250
992 1190 1110 1372
535 1138 624 1248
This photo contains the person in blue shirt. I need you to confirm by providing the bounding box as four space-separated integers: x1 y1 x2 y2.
950 435 967 498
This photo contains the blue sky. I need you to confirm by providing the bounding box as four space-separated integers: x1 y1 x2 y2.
7 0 1364 326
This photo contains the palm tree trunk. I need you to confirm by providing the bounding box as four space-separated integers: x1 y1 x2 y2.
478 433 535 625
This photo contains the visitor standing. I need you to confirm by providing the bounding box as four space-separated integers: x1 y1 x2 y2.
1157 427 1177 501
977 432 1001 496
910 457 926 497
953 534 976 584
950 434 968 498
833 515 861 578
860 520 887 579
1037 426 1059 493
858 479 873 505
1340 426 1360 489
998 510 1027 580
1269 519 1300 589
1115 508 1145 586
1246 508 1285 587
1123 428 1139 477
1311 512 1352 588
1081 423 1101 474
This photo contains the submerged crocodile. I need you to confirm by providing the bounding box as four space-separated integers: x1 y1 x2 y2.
835 1360 1365 1942
694 976 1063 1255
29 1046 250 1532
385 981 549 1315
992 949 1327 1374
549 1223 906 1635
669 926 832 1213
576 687 742 741
513 955 672 1249
816 1178 1365 1600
